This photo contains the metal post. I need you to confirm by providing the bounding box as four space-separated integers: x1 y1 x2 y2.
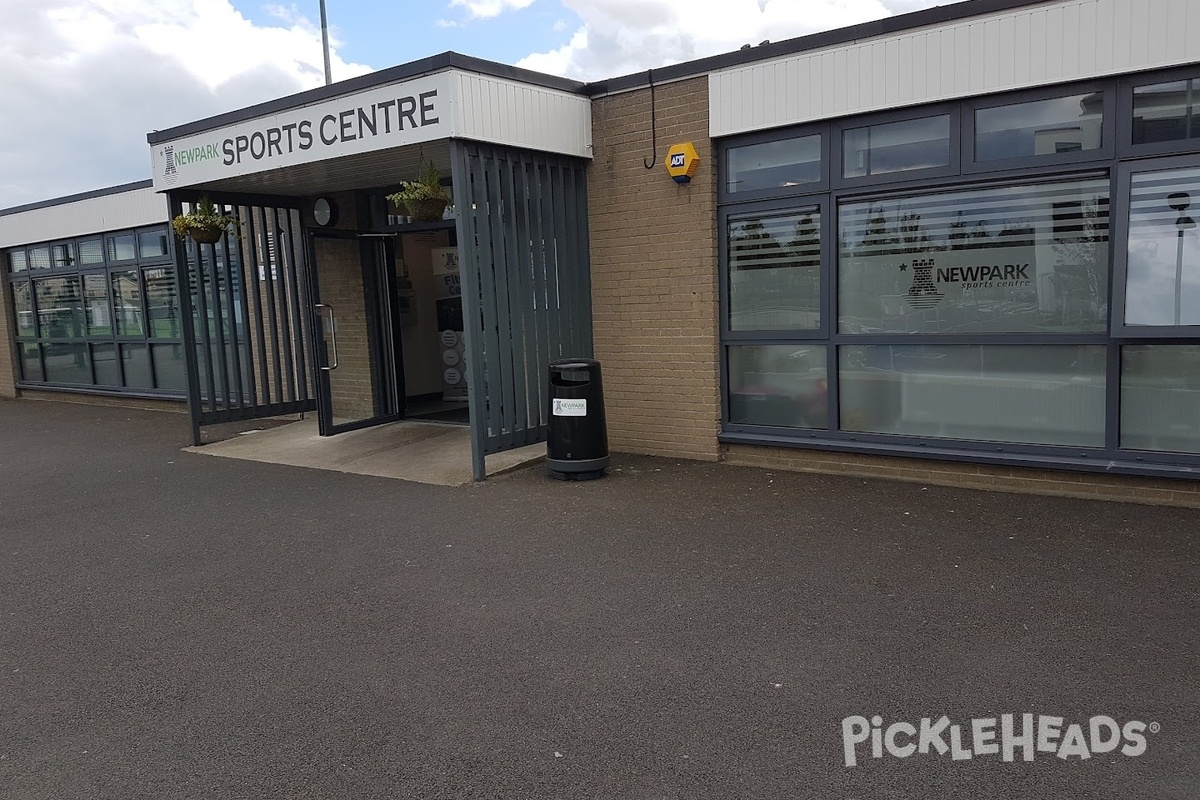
319 0 332 86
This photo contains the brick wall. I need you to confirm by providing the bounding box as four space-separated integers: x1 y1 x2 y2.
0 275 15 397
588 76 720 460
312 237 376 422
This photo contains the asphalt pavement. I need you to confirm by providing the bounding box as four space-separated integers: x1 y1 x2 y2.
1 398 1197 800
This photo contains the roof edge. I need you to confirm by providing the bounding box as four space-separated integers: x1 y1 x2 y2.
0 179 154 218
147 52 588 145
583 0 1055 96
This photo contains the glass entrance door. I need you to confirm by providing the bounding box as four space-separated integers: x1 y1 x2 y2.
307 230 405 435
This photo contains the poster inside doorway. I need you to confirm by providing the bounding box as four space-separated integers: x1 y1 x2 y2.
430 246 467 401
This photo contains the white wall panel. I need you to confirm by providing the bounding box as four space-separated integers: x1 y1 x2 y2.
450 72 592 159
710 0 1200 137
0 186 166 248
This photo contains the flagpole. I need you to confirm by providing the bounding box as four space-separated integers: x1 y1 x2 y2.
319 0 332 86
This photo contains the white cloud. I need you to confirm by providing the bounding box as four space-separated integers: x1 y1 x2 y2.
516 0 957 80
450 0 536 20
0 0 373 209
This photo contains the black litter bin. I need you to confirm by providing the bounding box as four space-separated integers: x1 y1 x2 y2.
547 358 608 480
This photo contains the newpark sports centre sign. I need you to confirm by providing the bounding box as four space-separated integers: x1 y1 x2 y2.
151 72 451 190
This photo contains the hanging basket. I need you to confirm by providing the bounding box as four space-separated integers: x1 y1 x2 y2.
405 197 449 223
187 224 226 244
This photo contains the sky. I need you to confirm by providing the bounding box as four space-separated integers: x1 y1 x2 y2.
0 0 958 209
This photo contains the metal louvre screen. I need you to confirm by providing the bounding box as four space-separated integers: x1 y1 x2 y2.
452 142 593 479
170 195 316 444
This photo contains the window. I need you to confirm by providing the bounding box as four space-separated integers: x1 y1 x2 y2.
34 277 84 339
726 134 822 194
83 274 110 336
28 246 51 271
78 239 104 265
138 229 169 259
11 280 35 336
838 178 1110 334
839 344 1106 446
1120 345 1200 452
976 93 1104 161
728 345 827 428
1133 79 1199 145
843 115 950 178
728 208 821 331
143 267 182 338
106 233 136 262
111 270 143 336
1123 165 1200 327
7 250 28 273
51 243 75 269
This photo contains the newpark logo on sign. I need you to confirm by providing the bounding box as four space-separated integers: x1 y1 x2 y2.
152 71 451 189
896 247 1036 311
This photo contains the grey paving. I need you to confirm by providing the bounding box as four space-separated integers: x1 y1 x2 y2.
0 398 1197 800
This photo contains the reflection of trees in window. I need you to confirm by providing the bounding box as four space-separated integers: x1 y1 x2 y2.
1051 196 1109 325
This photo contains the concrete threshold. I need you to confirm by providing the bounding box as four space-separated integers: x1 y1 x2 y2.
183 418 544 486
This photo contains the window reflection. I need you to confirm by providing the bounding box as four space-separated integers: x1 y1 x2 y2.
83 273 110 336
12 280 35 337
976 93 1103 161
727 135 821 193
34 277 85 339
143 267 182 338
729 345 827 428
1133 79 1199 145
112 270 144 336
7 250 28 273
843 116 950 178
729 209 821 330
1121 345 1200 452
1124 166 1200 326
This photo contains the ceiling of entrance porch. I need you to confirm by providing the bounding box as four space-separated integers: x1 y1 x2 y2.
174 139 452 199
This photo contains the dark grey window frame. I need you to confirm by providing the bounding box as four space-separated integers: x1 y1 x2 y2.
716 66 1200 478
962 81 1115 174
832 103 961 189
718 125 831 204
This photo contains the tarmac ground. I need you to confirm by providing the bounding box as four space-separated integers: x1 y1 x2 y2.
0 398 1197 800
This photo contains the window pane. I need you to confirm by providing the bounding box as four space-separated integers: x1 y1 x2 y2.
34 276 85 339
151 343 188 390
51 243 76 269
138 229 170 259
1133 79 1199 145
729 209 821 330
11 280 35 337
839 178 1110 333
121 343 152 388
843 115 950 178
976 93 1103 161
144 267 182 338
78 239 104 265
1121 345 1200 452
92 343 120 386
106 234 136 262
729 345 827 428
19 342 42 382
112 270 143 335
1124 166 1200 326
7 250 28 273
727 134 821 193
28 246 51 271
43 342 90 384
839 344 1106 446
83 273 111 336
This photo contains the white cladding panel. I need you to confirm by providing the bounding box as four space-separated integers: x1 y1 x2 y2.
0 186 166 248
451 72 591 158
710 0 1200 137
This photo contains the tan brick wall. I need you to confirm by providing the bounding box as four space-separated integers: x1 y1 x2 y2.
725 444 1200 508
313 236 376 422
0 274 16 397
589 77 720 461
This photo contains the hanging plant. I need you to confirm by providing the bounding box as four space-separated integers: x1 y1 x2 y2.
386 162 451 222
171 196 238 244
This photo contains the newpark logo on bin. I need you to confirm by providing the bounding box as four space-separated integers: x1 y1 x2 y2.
895 251 1034 310
841 713 1159 768
553 398 587 417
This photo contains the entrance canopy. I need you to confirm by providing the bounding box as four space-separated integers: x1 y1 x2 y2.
147 53 592 196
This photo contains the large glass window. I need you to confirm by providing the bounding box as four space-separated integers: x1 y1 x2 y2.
112 270 144 336
11 280 35 337
83 273 110 336
1120 345 1200 453
728 208 821 331
839 178 1110 334
839 344 1106 446
1123 165 1200 326
727 134 822 194
1133 79 1199 145
728 345 827 429
976 93 1104 161
34 277 84 339
843 115 950 178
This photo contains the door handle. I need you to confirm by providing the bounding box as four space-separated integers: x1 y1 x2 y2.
315 303 338 370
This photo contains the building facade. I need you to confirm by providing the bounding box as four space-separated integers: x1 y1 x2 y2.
4 0 1200 501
